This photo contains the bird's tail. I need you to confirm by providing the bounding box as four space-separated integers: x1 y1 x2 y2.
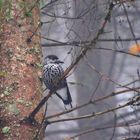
55 83 72 108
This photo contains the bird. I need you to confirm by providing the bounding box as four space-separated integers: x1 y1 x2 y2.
43 55 72 108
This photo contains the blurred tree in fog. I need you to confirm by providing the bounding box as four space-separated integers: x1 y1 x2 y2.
41 0 140 140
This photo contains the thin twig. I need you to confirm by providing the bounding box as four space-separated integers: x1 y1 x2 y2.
45 100 132 125
70 122 140 139
45 87 140 120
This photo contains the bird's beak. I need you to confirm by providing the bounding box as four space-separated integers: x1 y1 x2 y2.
55 60 64 64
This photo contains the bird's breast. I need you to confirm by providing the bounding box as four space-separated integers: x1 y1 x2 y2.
43 63 64 90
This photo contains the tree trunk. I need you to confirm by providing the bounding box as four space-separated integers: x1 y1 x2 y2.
0 0 44 139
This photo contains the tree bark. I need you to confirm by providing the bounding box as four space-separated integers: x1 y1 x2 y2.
0 0 44 139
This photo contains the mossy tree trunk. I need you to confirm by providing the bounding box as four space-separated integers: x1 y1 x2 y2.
0 0 44 139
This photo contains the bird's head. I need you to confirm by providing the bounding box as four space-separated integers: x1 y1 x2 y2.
44 55 64 64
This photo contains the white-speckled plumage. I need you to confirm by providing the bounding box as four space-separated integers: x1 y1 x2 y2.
43 63 64 91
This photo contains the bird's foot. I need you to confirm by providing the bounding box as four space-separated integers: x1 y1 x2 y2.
20 116 39 126
44 119 50 126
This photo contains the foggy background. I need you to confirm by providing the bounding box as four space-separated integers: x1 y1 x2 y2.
41 0 140 139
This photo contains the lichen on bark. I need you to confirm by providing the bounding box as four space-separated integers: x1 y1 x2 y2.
0 0 44 139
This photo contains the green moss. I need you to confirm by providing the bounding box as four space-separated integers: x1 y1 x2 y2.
16 55 25 62
4 87 13 96
0 71 7 77
17 98 25 104
17 98 32 107
0 0 4 10
2 126 10 134
7 103 20 116
25 12 32 17
36 63 43 68
26 47 41 54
